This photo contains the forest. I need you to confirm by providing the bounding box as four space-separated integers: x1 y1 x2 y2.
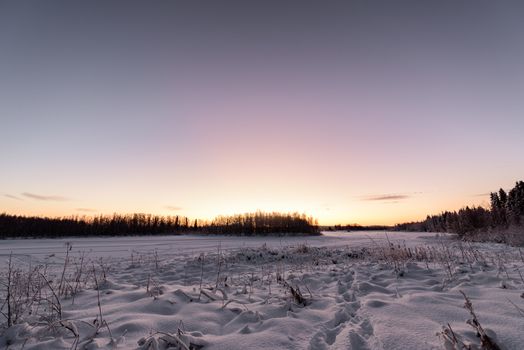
205 212 319 236
0 211 319 238
324 224 390 232
395 181 524 242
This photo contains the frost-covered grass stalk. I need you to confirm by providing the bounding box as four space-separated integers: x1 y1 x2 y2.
0 248 116 330
2 234 523 349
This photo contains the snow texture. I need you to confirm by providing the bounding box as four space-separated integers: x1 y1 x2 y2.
1 231 523 349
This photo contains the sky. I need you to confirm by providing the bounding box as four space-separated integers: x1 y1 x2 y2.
1 1 524 225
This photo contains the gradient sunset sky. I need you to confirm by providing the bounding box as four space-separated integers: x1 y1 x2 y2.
1 1 524 225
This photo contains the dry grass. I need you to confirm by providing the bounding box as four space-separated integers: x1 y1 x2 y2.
2 236 523 349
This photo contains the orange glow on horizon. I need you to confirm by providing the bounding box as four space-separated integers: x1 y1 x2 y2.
1 189 490 227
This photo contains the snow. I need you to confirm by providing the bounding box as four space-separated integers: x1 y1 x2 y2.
1 231 523 349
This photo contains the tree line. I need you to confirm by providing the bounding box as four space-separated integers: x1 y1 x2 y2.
394 181 524 238
324 224 390 232
204 211 319 236
0 211 319 238
0 213 195 238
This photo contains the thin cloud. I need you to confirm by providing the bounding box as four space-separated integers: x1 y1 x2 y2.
22 192 70 202
359 192 422 202
4 194 23 201
165 205 183 211
361 194 411 201
471 192 490 197
76 208 97 212
471 189 510 197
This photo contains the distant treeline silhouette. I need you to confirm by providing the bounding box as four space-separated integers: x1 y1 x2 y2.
0 213 194 238
324 224 390 232
395 181 524 240
0 211 319 238
205 212 319 236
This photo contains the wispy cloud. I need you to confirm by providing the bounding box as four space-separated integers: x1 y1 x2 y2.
4 194 23 201
471 192 490 197
165 205 183 211
471 189 511 197
76 208 96 212
363 194 410 201
359 192 421 202
22 192 70 201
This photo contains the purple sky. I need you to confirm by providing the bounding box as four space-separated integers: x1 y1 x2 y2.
1 1 524 224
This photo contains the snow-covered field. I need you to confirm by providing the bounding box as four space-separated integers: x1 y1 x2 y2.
1 231 523 349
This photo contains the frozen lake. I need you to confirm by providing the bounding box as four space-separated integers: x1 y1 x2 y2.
2 230 523 349
0 230 440 264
